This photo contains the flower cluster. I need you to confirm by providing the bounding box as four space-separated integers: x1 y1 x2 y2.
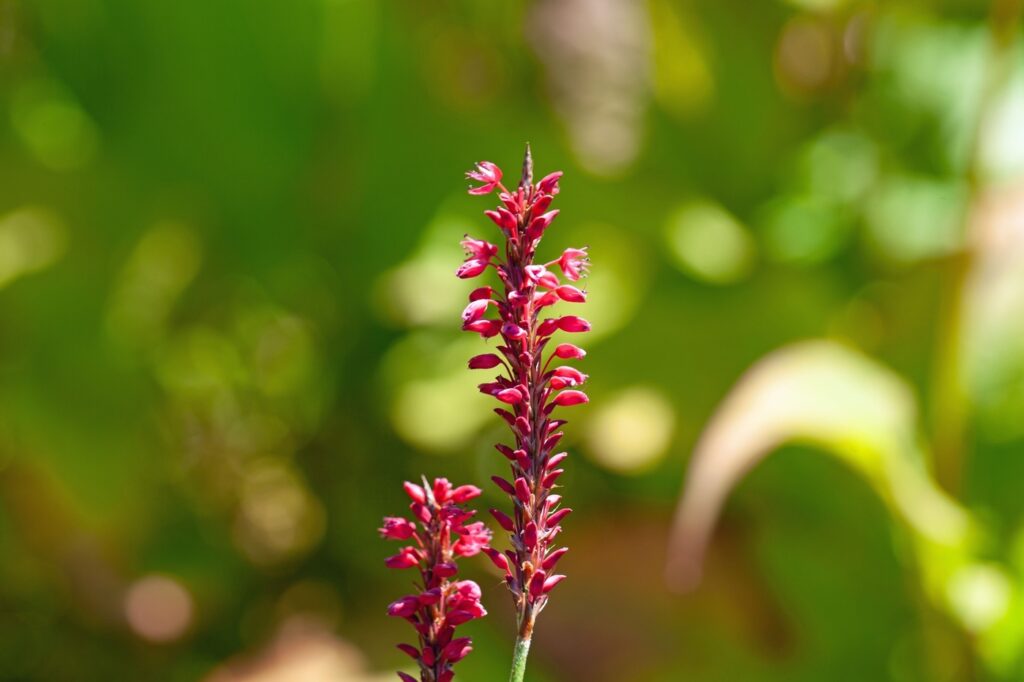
458 147 590 641
381 478 491 682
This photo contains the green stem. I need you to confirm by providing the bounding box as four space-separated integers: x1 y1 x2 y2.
508 607 536 682
508 634 532 682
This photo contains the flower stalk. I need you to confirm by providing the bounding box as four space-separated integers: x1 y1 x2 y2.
381 478 491 682
460 145 591 681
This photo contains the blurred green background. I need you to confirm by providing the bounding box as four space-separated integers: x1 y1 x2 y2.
2 0 1024 680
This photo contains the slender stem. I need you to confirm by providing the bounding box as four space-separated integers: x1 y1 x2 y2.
508 634 532 682
508 606 537 682
931 0 1022 494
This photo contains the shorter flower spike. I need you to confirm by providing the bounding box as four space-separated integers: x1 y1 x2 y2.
382 478 491 681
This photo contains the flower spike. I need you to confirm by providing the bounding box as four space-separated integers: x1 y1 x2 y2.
381 478 491 681
457 146 591 671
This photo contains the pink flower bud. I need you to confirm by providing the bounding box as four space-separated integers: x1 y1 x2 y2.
514 477 531 504
547 507 572 527
496 388 523 404
433 478 452 503
553 366 587 383
532 193 553 214
515 416 531 436
502 322 527 340
537 318 559 336
450 484 482 503
379 517 416 540
456 258 489 279
462 319 502 338
385 547 421 569
514 449 531 470
542 469 564 488
527 210 559 238
534 290 559 308
553 390 588 406
485 208 518 232
397 643 420 659
399 673 418 682
387 596 420 617
489 508 514 532
546 452 568 469
542 574 566 593
495 443 516 459
468 285 493 301
468 353 502 370
555 285 586 303
410 502 431 524
528 570 547 598
444 637 474 663
403 482 426 504
523 522 538 550
419 588 442 604
461 299 492 324
553 343 586 359
557 316 590 333
542 547 569 571
543 432 564 451
484 547 510 571
525 265 560 289
491 476 516 497
538 171 563 195
434 562 457 578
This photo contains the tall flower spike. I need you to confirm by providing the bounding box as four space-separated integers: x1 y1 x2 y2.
381 478 490 682
459 147 590 682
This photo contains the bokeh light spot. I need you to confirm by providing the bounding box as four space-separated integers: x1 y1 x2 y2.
0 206 66 289
124 575 194 643
666 200 755 284
11 78 99 170
585 387 675 474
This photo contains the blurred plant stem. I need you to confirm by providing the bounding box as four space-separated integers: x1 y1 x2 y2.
932 0 1023 495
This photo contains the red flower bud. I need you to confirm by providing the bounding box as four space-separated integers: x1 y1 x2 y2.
456 258 489 279
402 482 426 504
489 508 514 532
514 477 531 504
542 547 569 571
553 390 588 406
468 353 502 369
555 285 586 303
557 316 591 333
554 343 586 359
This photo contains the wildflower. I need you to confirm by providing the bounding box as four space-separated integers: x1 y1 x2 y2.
381 478 491 681
457 145 590 673
466 161 502 195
